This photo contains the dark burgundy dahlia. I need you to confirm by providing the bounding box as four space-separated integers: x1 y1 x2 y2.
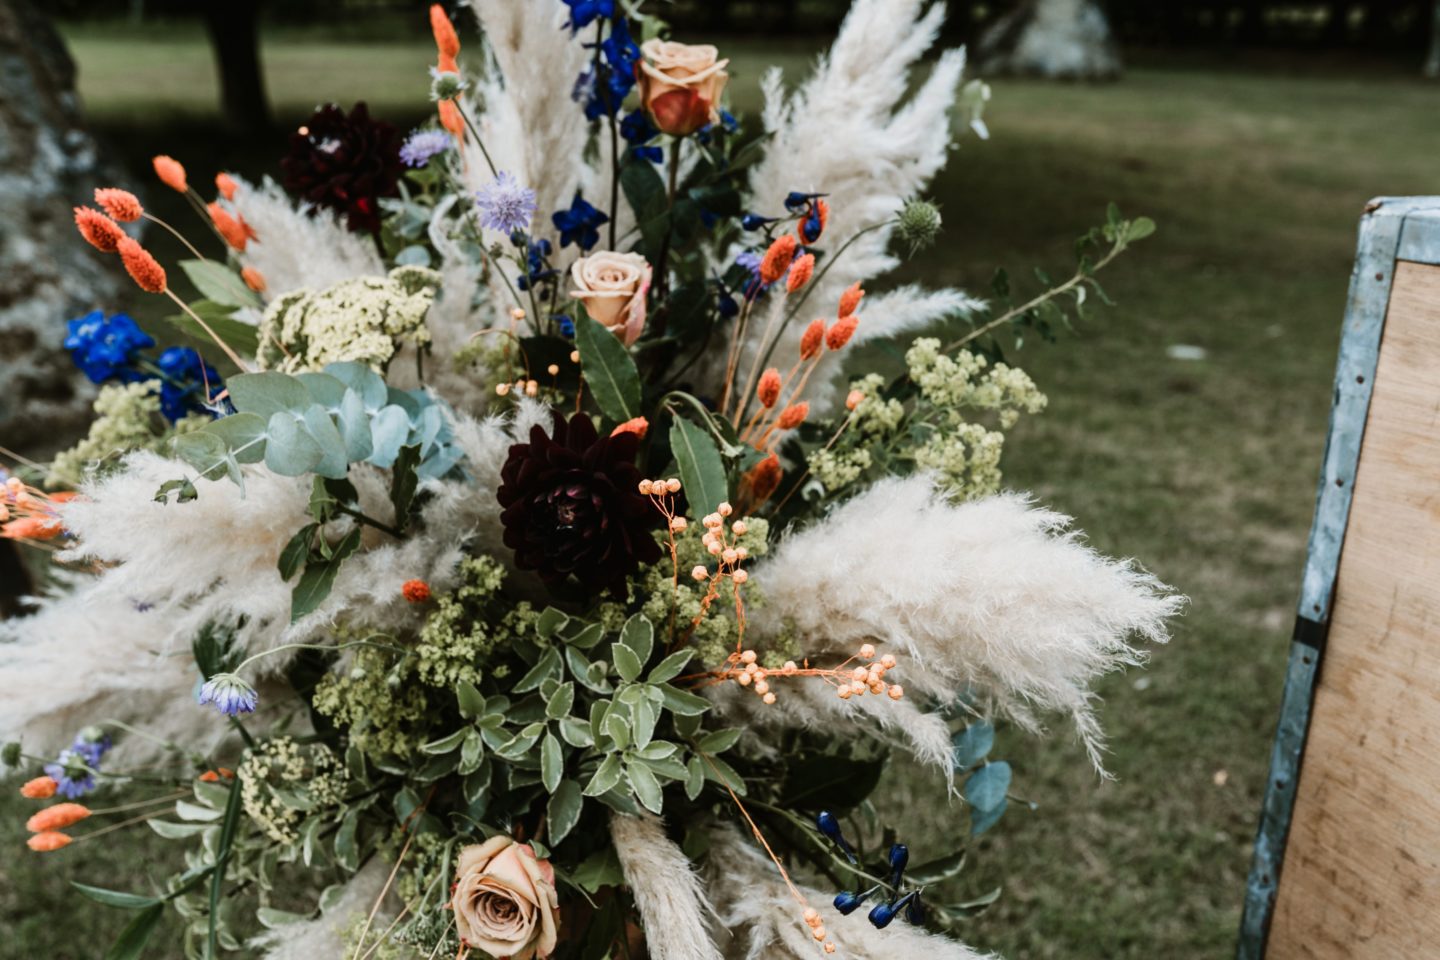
281 102 402 235
497 413 662 594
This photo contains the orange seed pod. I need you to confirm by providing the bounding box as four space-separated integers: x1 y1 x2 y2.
759 235 798 285
799 318 825 360
117 237 167 294
152 155 188 193
825 315 859 351
27 831 71 852
94 188 142 223
20 777 57 800
74 207 125 253
757 368 782 408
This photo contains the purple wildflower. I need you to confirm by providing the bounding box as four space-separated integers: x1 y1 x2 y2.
476 172 537 235
400 129 454 169
44 749 97 799
198 673 258 717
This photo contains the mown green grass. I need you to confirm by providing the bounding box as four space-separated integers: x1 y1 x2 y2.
5 24 1440 960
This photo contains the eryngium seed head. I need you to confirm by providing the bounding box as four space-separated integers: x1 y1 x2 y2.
896 198 942 255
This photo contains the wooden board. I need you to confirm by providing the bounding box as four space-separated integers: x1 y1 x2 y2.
1265 261 1440 957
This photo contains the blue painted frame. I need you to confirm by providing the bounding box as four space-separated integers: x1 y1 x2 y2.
1237 197 1440 958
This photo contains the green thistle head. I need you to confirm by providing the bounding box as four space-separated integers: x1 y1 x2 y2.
897 199 943 256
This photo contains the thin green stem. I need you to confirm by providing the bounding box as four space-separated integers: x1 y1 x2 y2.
334 503 405 538
453 99 499 178
746 798 897 894
143 212 207 262
233 639 408 676
942 240 1127 353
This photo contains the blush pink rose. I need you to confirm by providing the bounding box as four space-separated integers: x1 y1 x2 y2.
637 39 729 137
569 251 651 346
452 836 560 959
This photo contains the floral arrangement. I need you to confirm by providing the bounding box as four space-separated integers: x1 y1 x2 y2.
1 1 1180 958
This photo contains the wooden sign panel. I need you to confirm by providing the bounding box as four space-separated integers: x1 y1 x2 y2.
1239 198 1440 958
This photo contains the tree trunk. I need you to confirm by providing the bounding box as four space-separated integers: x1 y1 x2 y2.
199 0 271 132
1425 0 1440 79
0 0 129 450
978 0 1124 80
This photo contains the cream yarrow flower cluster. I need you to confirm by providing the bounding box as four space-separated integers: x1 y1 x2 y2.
238 738 348 844
47 381 208 487
257 265 441 372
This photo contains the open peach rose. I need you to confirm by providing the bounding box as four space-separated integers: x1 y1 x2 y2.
570 251 651 346
637 39 729 137
452 836 559 960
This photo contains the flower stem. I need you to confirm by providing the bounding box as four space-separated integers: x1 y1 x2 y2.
334 503 404 538
453 100 499 179
652 137 683 315
164 289 250 373
143 213 208 262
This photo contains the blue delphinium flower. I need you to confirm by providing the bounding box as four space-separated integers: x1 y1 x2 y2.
579 16 640 119
888 842 910 889
621 110 663 164
197 673 258 717
399 129 453 168
561 0 614 33
555 314 576 338
552 192 609 251
156 346 220 422
868 891 919 930
784 190 828 213
816 810 858 864
834 885 881 916
740 212 778 231
517 237 557 292
476 172 538 235
696 109 739 145
64 311 154 384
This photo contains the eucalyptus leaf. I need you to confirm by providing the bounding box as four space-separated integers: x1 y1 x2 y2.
964 760 1012 813
953 721 995 770
227 372 311 419
264 411 323 476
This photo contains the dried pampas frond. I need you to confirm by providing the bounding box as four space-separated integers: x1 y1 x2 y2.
256 858 394 959
720 0 975 410
706 829 999 960
229 176 385 300
746 477 1184 774
610 812 724 960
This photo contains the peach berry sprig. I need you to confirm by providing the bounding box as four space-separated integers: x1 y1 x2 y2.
698 641 902 708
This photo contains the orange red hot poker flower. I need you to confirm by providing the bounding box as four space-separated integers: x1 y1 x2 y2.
73 207 125 253
94 188 142 223
152 154 188 193
207 202 249 251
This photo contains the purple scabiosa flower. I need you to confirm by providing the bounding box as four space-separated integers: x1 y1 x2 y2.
69 727 113 767
197 673 258 717
476 172 537 235
44 749 97 799
735 251 772 301
400 129 454 168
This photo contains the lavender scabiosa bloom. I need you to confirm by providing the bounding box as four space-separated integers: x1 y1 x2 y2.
476 172 537 235
198 673 258 717
44 749 97 799
400 129 454 168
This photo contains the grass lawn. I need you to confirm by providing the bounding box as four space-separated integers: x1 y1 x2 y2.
4 21 1440 960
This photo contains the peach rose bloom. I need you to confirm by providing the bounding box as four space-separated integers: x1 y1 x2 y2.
637 39 729 137
570 251 651 346
452 836 559 960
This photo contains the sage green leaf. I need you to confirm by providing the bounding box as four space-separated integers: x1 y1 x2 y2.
264 412 323 477
335 809 360 871
547 779 583 844
546 682 576 720
696 728 742 754
611 643 643 683
294 372 348 407
421 728 468 755
701 754 747 795
390 444 421 526
648 649 693 684
604 712 631 752
536 607 569 639
907 850 969 885
558 717 594 748
584 754 624 797
456 679 486 718
325 361 388 411
180 259 261 309
684 757 705 800
289 526 361 621
657 683 711 717
205 413 267 464
334 389 373 462
459 730 485 775
227 372 311 419
302 404 349 479
626 760 664 814
369 405 411 467
670 416 728 518
173 431 229 481
620 614 654 664
632 698 657 749
575 313 641 422
541 732 564 793
634 741 678 761
563 621 605 650
515 648 563 694
277 523 312 581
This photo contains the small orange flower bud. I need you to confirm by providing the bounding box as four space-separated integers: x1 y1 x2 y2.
94 188 142 223
777 403 809 430
208 202 248 252
825 315 859 351
846 389 864 411
215 172 239 201
803 908 820 927
609 417 649 439
26 802 91 833
638 479 654 495
785 253 815 293
799 318 825 360
74 207 125 253
762 691 776 704
691 565 709 581
888 684 904 700
758 235 797 285
757 368 782 408
733 569 749 584
746 453 782 502
665 478 681 493
837 686 852 700
27 831 71 852
430 4 461 60
152 154 188 193
859 643 876 659
117 237 166 294
438 98 465 140
199 770 220 783
438 51 459 75
241 266 267 293
838 281 865 318
880 653 897 668
402 579 432 603
1 516 62 541
20 777 57 799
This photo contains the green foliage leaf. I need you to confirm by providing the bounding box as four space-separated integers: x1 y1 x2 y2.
908 850 969 885
515 648 563 694
457 680 486 719
626 759 664 814
164 299 261 358
970 797 1008 837
648 649 693 684
1126 216 1157 242
575 313 641 422
611 643 643 684
584 755 624 797
964 760 1012 813
289 526 362 621
264 412 324 477
421 728 469 755
389 444 421 529
620 614 654 665
226 372 311 420
546 682 576 721
572 845 624 894
71 883 161 910
103 902 165 960
541 732 564 793
670 416 728 517
620 159 670 254
953 721 995 770
179 260 261 309
547 779 584 844
656 683 710 717
696 728 742 755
